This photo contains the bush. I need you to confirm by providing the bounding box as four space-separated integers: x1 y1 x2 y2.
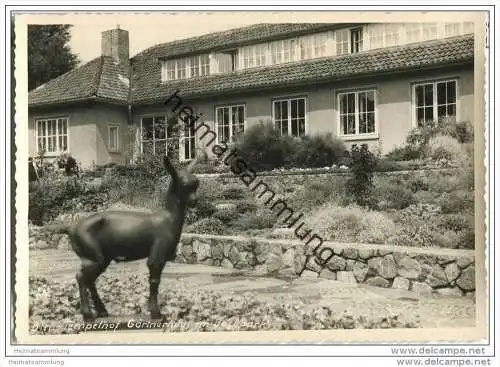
436 190 474 214
234 121 345 171
288 179 346 213
221 184 247 200
385 145 422 161
375 178 415 210
426 134 464 161
232 210 277 231
307 204 397 244
189 218 226 235
192 198 217 219
286 134 346 169
345 144 378 208
213 207 238 224
28 177 109 225
233 121 295 172
235 200 258 214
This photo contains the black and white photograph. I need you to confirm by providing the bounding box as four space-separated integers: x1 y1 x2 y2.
8 8 491 354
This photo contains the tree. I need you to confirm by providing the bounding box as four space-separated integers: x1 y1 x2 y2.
28 25 79 91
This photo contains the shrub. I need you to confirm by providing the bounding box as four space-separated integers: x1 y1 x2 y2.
234 121 345 171
289 179 346 213
375 158 408 172
388 204 445 248
234 121 295 172
438 214 474 233
307 204 397 244
189 218 226 235
232 210 277 231
345 144 378 208
426 134 464 161
221 184 247 200
28 177 107 225
235 200 258 214
213 208 238 224
193 198 217 218
375 178 415 210
436 190 474 214
385 145 422 161
287 134 345 168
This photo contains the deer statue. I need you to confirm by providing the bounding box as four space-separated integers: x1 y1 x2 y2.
51 155 199 321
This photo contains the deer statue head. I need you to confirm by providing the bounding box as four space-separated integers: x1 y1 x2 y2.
163 155 199 207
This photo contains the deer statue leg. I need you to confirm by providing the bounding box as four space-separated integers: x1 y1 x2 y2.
147 242 167 319
86 260 111 318
76 258 95 322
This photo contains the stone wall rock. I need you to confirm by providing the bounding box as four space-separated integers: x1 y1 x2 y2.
29 226 475 297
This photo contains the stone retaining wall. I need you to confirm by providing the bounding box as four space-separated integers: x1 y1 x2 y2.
29 228 475 297
177 233 476 297
197 168 460 190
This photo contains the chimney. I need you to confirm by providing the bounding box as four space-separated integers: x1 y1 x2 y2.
101 26 129 65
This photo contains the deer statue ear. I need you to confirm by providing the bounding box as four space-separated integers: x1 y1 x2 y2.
163 155 178 180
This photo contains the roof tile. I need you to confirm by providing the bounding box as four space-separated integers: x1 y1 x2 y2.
130 35 474 105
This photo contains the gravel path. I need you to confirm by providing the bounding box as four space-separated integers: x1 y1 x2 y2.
29 249 475 334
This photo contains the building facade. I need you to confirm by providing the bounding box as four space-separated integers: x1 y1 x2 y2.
28 22 475 169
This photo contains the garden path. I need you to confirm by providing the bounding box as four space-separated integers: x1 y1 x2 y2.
30 249 476 330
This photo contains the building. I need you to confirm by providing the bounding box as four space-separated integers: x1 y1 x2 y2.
28 22 475 169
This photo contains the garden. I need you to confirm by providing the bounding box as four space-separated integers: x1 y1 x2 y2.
28 118 476 333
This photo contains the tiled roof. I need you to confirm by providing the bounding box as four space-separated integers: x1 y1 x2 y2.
132 23 344 61
130 34 474 105
28 56 130 108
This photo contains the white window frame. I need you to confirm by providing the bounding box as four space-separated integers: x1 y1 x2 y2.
411 78 459 128
179 117 197 162
34 116 69 155
336 89 378 139
162 54 211 81
335 27 364 55
139 114 180 158
108 123 120 152
215 104 246 144
272 97 308 137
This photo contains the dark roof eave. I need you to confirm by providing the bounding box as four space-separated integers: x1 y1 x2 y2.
130 59 474 106
29 95 129 110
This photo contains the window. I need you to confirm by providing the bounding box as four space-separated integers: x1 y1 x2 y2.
216 51 237 73
35 117 69 154
108 124 120 151
272 97 306 137
422 23 438 41
336 28 363 55
338 90 376 136
350 28 363 53
444 22 461 37
336 29 349 55
300 33 327 60
189 55 210 77
255 44 267 66
406 23 422 43
215 105 246 143
163 54 211 81
413 80 457 126
300 35 314 60
241 46 255 69
180 119 196 161
140 115 178 159
384 24 400 47
176 58 188 80
463 21 474 34
369 24 384 49
241 44 268 69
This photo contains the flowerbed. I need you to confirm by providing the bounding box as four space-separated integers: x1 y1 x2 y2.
29 275 420 335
